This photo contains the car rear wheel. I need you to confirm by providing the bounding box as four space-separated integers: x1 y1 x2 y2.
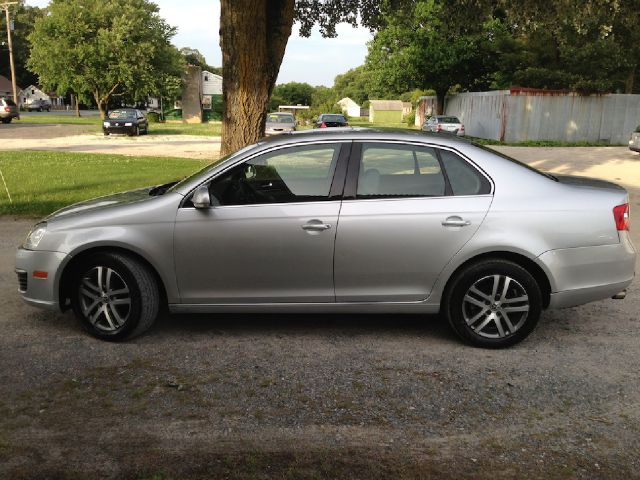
444 259 542 348
1 118 10 124
71 252 160 341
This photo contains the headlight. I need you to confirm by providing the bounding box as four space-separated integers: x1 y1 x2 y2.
125 122 133 127
103 122 109 127
24 223 47 249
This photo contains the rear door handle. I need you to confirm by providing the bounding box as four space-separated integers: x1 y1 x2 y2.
302 221 332 231
442 216 471 227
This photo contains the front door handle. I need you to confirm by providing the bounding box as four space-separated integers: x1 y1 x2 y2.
442 216 471 227
302 221 332 232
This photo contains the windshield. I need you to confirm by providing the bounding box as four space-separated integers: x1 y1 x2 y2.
108 110 136 119
438 116 461 124
267 114 294 124
321 114 346 123
167 142 260 193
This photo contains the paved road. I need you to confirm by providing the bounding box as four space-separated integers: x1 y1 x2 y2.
0 122 97 139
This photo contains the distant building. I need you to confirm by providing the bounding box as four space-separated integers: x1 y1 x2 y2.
18 85 65 109
369 100 408 123
201 71 222 111
278 105 310 116
337 97 362 118
0 75 19 99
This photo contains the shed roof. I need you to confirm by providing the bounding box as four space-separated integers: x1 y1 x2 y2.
370 100 404 111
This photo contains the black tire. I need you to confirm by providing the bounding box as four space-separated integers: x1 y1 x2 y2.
71 252 160 341
1 118 10 124
444 259 542 348
131 126 140 136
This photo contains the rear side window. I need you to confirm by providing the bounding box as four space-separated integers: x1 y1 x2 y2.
357 143 446 198
439 149 491 195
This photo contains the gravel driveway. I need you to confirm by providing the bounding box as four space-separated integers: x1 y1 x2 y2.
1 148 639 479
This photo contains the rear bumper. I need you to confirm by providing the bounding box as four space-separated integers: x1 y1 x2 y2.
630 146 640 153
540 233 636 309
15 248 69 311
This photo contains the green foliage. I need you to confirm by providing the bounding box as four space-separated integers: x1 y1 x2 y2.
146 112 161 123
180 47 222 76
333 66 371 105
27 0 184 116
0 3 45 88
405 110 416 126
272 82 315 107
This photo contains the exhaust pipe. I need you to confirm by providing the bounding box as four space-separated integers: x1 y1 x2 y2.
612 290 627 300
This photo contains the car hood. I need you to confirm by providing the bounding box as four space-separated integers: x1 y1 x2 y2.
554 174 625 192
45 187 154 221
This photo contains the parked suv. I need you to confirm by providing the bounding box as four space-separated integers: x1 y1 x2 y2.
0 98 19 123
26 99 52 112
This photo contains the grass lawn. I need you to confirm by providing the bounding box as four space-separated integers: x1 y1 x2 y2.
150 121 222 136
17 114 222 137
0 151 209 217
17 114 101 125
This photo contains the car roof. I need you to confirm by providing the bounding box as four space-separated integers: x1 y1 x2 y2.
257 127 474 149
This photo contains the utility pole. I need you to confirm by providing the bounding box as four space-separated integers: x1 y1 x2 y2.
2 2 18 105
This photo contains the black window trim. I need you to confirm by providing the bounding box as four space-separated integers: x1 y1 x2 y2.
180 140 353 209
344 140 494 200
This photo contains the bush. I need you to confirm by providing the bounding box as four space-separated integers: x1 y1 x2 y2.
146 112 161 123
405 110 416 127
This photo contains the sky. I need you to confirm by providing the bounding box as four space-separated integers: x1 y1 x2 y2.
25 0 372 87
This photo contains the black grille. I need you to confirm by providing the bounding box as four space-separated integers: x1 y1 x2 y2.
16 270 27 292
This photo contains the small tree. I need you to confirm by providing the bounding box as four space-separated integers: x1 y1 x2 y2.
28 0 183 118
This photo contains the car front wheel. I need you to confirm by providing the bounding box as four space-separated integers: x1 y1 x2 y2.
71 252 160 341
444 259 542 348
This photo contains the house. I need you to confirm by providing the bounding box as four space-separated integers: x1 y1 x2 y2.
337 97 361 118
0 74 19 99
369 100 407 123
201 71 222 111
18 85 64 109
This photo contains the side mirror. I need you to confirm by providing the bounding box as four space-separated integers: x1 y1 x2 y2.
192 185 211 209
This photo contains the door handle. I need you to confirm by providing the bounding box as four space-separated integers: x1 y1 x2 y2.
302 222 332 231
442 216 471 227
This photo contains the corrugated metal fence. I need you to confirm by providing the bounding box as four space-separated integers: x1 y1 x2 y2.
419 90 640 144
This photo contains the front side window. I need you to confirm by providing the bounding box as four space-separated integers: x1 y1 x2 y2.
357 143 446 198
207 144 341 206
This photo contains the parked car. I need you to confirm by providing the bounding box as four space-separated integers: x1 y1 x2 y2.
265 112 296 136
16 130 635 347
103 108 148 136
629 125 640 153
423 115 465 136
0 97 19 123
26 99 52 112
314 114 348 128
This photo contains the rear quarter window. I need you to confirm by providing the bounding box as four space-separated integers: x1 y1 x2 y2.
439 149 491 195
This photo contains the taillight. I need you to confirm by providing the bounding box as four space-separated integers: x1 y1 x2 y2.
4 107 10 112
460 124 465 134
320 122 327 128
613 203 630 231
436 124 442 132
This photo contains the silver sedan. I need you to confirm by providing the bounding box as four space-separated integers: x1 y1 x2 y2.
15 129 636 347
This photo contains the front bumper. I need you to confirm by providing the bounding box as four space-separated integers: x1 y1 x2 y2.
540 233 636 309
103 125 137 135
15 248 70 311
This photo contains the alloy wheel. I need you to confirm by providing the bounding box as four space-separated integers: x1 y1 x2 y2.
79 266 131 332
462 274 529 339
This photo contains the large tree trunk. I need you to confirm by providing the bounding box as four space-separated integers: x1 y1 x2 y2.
220 0 295 156
625 66 636 94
